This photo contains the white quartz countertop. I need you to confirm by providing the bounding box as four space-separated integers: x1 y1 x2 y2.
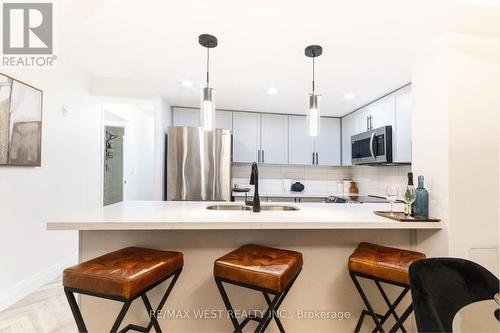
47 201 442 231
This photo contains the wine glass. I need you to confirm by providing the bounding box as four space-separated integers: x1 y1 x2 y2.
404 186 417 216
385 185 398 215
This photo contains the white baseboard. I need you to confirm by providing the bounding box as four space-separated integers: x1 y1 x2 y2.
0 252 77 312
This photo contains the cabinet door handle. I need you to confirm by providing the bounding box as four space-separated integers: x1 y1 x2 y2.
370 116 373 129
262 150 265 163
316 152 319 165
312 152 315 165
367 116 369 131
257 150 261 163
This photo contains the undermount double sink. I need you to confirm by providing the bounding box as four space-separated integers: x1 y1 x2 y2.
206 204 299 211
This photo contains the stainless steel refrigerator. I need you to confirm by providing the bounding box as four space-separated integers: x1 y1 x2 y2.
166 126 231 201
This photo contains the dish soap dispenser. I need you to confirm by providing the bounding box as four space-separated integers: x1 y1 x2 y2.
414 175 429 218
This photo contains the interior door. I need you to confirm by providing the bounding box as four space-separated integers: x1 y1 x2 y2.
288 115 315 165
316 117 341 166
232 112 260 163
103 126 124 206
261 114 288 164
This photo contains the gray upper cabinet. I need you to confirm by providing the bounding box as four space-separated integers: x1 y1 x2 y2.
232 112 261 163
173 107 200 127
173 107 343 166
370 96 395 129
341 84 412 165
316 117 341 166
394 86 412 163
215 110 232 130
260 114 288 164
288 115 315 165
341 112 356 166
172 108 232 130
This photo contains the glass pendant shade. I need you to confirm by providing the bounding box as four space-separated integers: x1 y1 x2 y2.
200 86 215 131
307 94 320 137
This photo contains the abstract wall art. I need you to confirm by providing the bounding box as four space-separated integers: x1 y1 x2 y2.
0 73 42 166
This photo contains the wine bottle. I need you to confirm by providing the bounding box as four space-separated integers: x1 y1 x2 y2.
404 172 416 216
414 175 429 218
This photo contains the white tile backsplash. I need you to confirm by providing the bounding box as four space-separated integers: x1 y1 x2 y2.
350 165 411 197
232 163 411 197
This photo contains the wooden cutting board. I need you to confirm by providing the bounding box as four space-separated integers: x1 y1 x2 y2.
374 211 441 222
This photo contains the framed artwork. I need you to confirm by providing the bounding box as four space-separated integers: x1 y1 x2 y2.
0 73 43 166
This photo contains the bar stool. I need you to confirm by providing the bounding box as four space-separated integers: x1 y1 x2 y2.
348 242 425 333
214 244 303 333
63 247 183 333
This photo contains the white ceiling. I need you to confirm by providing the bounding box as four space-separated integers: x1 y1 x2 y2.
76 0 500 116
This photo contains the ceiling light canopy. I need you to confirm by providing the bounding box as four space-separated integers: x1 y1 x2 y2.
199 34 218 131
266 87 278 95
305 45 322 137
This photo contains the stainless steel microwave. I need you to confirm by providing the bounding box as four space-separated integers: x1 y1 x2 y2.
351 126 393 165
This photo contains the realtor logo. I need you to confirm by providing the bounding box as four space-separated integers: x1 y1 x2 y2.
3 2 53 54
1 2 56 66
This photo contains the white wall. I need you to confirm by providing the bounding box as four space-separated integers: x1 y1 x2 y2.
0 68 101 310
103 103 155 201
152 96 172 200
413 33 500 275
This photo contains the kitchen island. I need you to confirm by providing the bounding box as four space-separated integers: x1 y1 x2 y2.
48 201 441 332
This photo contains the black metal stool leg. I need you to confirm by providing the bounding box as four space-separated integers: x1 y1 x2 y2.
64 288 88 333
388 304 413 333
351 274 385 333
142 294 162 332
110 301 131 333
374 281 409 333
215 278 241 333
263 293 285 333
254 290 282 333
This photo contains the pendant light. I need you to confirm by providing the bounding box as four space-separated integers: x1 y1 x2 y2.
305 45 322 137
199 34 218 131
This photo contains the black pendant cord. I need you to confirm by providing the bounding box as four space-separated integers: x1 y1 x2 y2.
206 47 210 86
312 56 315 95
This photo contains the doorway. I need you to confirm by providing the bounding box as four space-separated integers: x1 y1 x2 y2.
103 126 124 206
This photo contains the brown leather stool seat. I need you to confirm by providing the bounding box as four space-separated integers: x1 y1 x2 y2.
63 247 183 333
64 247 183 298
348 242 426 285
214 244 303 332
348 242 426 333
214 244 303 292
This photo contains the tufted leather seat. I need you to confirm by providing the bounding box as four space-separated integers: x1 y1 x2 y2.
63 247 183 298
214 244 303 292
348 242 425 285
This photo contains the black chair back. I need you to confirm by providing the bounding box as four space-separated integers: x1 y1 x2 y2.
409 258 499 332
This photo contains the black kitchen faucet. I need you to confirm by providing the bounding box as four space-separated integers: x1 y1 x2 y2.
249 162 261 212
